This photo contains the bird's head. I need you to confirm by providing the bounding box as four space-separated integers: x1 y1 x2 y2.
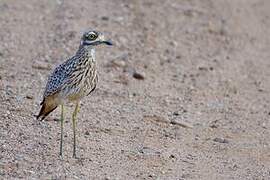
81 30 113 47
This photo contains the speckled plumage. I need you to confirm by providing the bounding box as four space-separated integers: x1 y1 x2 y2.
36 45 98 120
44 45 98 101
36 30 112 158
37 30 112 120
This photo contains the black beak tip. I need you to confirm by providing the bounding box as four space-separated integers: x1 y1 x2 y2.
104 41 113 46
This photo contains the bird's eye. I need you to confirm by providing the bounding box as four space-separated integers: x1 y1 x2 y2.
87 33 97 40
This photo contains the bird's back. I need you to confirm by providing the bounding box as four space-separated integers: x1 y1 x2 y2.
43 58 75 97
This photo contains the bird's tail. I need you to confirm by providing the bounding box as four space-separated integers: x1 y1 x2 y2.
36 96 58 120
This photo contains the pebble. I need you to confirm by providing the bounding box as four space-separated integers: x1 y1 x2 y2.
198 66 208 71
261 123 267 129
110 59 126 68
67 31 76 39
210 124 218 128
101 16 109 21
170 120 193 129
132 71 145 80
213 137 229 144
176 55 182 59
32 64 51 71
138 146 161 155
26 95 33 99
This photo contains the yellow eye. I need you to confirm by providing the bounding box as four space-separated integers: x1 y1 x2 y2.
87 33 97 40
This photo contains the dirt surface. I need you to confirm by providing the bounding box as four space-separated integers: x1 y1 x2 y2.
1 0 270 179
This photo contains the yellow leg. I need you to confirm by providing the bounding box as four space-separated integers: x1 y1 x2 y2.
72 102 79 158
60 104 64 157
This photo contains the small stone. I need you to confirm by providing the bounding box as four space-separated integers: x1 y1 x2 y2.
173 111 179 116
183 109 187 113
261 123 267 129
26 95 33 99
132 71 145 80
138 146 161 155
143 64 148 69
101 16 109 21
85 131 90 135
210 124 218 128
53 118 60 122
32 64 51 71
198 66 208 71
67 31 76 39
213 137 229 144
169 41 177 47
170 120 193 129
176 55 181 59
183 9 196 17
110 59 126 68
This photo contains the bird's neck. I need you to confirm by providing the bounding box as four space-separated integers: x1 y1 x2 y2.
76 45 96 62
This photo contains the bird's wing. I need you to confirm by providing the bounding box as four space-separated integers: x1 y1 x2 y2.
42 56 78 99
43 64 65 97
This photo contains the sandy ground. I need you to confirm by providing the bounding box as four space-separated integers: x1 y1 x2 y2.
1 0 270 179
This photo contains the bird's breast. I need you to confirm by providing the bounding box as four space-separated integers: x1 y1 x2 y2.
76 55 98 95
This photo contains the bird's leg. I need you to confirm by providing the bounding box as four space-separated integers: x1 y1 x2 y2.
72 102 79 158
60 104 64 157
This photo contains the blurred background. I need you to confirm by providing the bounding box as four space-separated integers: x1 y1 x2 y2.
0 0 270 179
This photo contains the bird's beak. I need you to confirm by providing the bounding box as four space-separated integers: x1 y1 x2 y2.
100 34 113 46
102 40 113 46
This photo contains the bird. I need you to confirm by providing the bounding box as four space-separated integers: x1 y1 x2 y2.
36 30 113 158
